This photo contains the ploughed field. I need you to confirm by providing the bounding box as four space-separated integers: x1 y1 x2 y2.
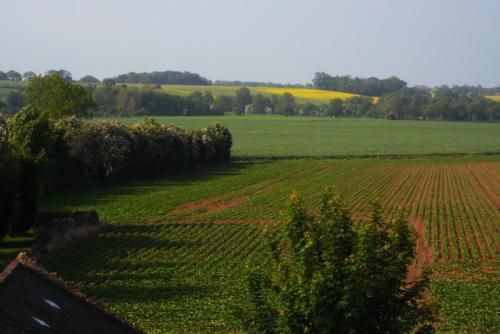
110 116 500 158
40 156 500 333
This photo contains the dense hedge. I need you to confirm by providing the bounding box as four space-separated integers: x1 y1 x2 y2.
53 117 232 182
0 113 232 240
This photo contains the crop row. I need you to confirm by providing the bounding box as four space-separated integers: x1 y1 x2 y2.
164 160 498 263
40 157 499 333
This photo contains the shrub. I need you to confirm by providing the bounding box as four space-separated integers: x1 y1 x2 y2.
129 118 182 173
202 123 232 162
7 106 52 158
243 190 434 334
61 120 132 180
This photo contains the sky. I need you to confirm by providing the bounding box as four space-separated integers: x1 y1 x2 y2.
1 0 499 87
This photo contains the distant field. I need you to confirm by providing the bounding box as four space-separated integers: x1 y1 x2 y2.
0 87 17 102
109 116 500 158
486 95 500 102
126 83 367 104
40 156 500 333
0 80 24 102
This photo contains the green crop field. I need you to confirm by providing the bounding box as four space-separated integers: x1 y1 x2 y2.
107 116 500 158
39 156 500 333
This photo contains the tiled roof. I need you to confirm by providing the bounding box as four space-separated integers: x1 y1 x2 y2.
0 253 143 334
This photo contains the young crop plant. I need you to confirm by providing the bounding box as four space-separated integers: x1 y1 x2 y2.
242 190 435 334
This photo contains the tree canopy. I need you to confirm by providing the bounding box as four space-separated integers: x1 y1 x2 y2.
313 72 407 96
79 75 100 84
26 74 96 119
113 70 210 85
243 191 434 334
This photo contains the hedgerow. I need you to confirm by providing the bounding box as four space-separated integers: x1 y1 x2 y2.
0 112 232 240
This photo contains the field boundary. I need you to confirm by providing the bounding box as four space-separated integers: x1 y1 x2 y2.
232 151 500 161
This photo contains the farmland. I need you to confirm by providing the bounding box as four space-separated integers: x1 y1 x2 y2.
0 80 24 102
40 156 500 333
109 116 500 158
126 84 367 104
486 95 500 102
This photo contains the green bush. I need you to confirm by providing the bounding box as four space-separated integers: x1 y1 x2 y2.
7 106 52 158
243 190 434 334
129 118 182 173
61 120 132 180
202 123 232 162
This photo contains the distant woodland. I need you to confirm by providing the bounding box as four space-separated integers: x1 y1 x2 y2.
1 69 499 122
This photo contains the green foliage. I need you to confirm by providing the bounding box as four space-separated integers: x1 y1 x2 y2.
202 123 232 161
313 72 407 96
26 74 96 119
79 75 100 84
60 119 132 180
114 70 210 85
243 191 434 334
377 87 500 121
235 87 252 114
0 114 40 239
7 107 52 158
212 95 235 115
129 118 187 173
51 117 232 182
430 279 499 332
102 78 116 88
277 92 296 116
45 69 72 82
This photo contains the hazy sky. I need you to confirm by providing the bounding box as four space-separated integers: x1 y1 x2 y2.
1 0 499 86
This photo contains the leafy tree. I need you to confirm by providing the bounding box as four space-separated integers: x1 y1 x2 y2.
116 87 138 116
299 102 320 116
212 95 234 115
184 91 211 115
6 70 22 81
26 74 96 119
102 78 117 88
251 94 268 114
326 98 344 117
22 71 36 81
114 70 210 85
235 87 252 114
243 190 434 334
343 96 373 117
7 107 53 160
313 72 407 96
46 69 72 81
79 75 100 84
0 71 8 80
277 92 296 116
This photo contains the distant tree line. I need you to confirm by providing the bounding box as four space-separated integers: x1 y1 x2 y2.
313 72 408 96
113 70 210 85
376 87 500 121
0 74 232 241
2 70 499 122
86 83 500 121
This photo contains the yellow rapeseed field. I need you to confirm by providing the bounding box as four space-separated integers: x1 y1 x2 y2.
251 87 362 102
485 95 500 102
127 83 376 104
